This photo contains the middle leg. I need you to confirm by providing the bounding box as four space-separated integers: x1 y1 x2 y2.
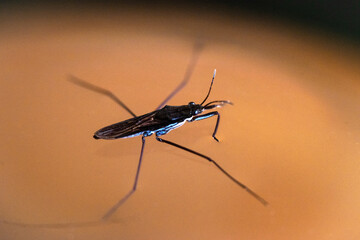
155 136 268 206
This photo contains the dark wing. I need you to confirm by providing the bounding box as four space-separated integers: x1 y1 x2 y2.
94 110 166 139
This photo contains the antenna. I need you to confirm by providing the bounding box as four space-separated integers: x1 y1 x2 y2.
200 69 216 105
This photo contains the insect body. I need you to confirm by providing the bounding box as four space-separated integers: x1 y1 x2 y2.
69 47 267 221
94 104 197 139
94 94 229 141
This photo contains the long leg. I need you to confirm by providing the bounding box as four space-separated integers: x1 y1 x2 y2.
191 111 220 142
156 41 204 110
102 136 146 220
156 137 268 206
0 119 146 228
68 75 137 117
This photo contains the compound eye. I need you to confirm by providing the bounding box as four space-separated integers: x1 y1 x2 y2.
189 102 195 106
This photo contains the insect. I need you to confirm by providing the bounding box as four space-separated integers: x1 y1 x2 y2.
69 45 267 220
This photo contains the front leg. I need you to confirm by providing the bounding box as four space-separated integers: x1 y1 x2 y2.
190 111 220 142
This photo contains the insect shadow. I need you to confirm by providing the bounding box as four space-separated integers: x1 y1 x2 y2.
69 44 268 221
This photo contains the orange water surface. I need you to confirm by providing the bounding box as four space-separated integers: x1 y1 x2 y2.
1 7 360 240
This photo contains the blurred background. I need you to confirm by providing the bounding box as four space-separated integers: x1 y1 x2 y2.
1 0 360 39
0 1 359 240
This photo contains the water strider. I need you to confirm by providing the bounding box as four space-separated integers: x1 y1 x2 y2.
69 45 268 220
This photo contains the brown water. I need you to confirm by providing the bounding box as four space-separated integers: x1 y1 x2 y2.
1 7 360 240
